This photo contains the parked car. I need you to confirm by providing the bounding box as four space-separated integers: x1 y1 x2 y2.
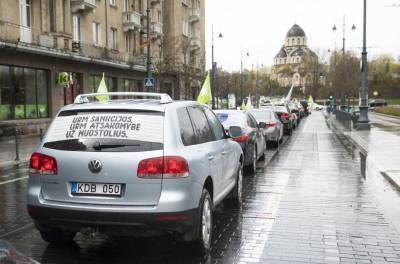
247 109 284 148
300 100 310 116
215 110 266 173
369 99 387 107
263 105 296 135
27 92 244 254
288 102 300 126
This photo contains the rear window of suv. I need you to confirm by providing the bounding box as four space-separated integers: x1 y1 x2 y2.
43 110 164 152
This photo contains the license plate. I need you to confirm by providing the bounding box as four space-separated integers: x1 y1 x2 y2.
71 182 122 196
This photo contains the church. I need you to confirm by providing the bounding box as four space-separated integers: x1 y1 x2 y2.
271 24 319 89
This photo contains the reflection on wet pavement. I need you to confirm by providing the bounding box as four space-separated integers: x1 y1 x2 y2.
2 113 400 263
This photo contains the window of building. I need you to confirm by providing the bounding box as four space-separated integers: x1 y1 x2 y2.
73 15 81 42
182 20 189 36
92 22 101 46
124 33 130 53
297 38 300 45
111 27 117 50
124 0 129 11
20 0 31 28
90 75 117 93
0 65 49 120
110 0 117 7
182 0 190 7
49 0 56 32
292 38 295 46
62 0 67 32
123 79 142 92
297 57 300 63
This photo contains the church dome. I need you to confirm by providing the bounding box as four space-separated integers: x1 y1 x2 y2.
275 47 287 58
286 24 306 38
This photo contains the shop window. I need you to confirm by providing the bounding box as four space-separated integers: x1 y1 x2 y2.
124 79 142 92
90 75 117 93
0 65 49 120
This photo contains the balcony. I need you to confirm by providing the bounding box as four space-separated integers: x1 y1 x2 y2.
151 0 161 4
189 8 200 23
152 22 163 36
190 36 201 51
71 0 96 13
123 11 142 32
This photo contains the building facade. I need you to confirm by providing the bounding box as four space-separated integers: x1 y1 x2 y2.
271 24 319 89
0 0 205 136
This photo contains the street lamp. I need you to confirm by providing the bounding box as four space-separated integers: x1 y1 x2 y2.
332 17 356 110
211 25 223 109
240 50 250 105
356 0 371 130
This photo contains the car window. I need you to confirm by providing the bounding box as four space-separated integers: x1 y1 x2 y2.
247 114 258 128
177 107 196 146
249 110 272 122
43 110 164 152
187 106 215 144
203 107 225 141
216 112 244 129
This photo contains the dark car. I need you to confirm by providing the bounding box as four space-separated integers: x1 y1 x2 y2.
215 110 266 173
369 99 387 107
261 105 296 135
248 109 284 148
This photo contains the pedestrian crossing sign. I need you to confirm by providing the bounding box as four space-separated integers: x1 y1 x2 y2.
144 77 155 88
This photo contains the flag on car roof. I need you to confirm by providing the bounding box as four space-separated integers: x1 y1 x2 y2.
308 95 315 110
96 73 109 102
246 95 253 109
197 71 212 105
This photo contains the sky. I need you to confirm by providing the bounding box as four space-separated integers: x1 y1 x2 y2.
205 0 400 72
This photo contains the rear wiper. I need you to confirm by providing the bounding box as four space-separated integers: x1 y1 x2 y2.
93 142 140 151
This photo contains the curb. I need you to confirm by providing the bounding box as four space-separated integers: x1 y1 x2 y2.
0 159 29 170
381 171 400 193
371 111 400 120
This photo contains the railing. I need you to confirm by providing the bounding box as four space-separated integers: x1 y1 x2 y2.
190 8 200 23
335 109 353 130
122 11 142 31
0 19 145 67
71 0 96 13
152 22 163 35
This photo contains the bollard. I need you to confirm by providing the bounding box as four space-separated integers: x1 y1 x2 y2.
14 128 20 161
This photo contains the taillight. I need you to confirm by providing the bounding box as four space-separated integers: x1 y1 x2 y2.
281 113 289 118
232 134 249 143
137 156 189 179
29 152 57 175
268 122 277 127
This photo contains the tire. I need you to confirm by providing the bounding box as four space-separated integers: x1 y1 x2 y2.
259 143 266 161
247 145 257 174
192 189 213 255
40 229 76 245
228 163 243 208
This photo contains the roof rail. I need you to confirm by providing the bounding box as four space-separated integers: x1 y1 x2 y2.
74 92 173 104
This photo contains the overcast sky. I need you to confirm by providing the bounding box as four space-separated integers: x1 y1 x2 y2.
205 0 400 72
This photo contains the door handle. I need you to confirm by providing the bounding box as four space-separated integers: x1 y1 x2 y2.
208 155 214 161
221 151 227 156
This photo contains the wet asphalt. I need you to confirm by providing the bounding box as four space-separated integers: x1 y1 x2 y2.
2 112 400 263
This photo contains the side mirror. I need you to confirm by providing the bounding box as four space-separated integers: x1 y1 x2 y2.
258 122 267 129
228 126 243 139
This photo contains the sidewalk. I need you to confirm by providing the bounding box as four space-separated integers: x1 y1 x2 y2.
328 112 400 191
0 136 40 168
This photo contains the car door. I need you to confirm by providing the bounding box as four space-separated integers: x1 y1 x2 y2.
247 113 264 159
187 106 224 203
203 107 235 192
274 112 284 140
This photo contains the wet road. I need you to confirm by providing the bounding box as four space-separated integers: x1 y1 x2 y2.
369 113 400 136
2 113 400 263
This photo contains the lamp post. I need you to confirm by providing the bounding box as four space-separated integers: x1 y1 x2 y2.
356 0 371 130
240 50 250 105
211 25 223 109
146 0 152 91
333 17 356 110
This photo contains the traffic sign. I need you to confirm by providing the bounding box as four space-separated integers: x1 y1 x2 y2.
144 77 155 88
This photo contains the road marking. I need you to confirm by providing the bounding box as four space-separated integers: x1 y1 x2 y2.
0 176 29 185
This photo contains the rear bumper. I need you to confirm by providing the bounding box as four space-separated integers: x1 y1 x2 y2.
28 204 198 238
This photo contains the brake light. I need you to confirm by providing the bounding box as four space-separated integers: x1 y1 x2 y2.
29 152 57 175
268 122 277 127
280 113 289 118
232 134 249 143
137 156 189 179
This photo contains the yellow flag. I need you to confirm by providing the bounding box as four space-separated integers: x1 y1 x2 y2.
246 94 253 109
197 71 212 104
308 95 315 110
96 73 109 102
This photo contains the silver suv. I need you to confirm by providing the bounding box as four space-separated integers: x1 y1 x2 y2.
27 92 243 253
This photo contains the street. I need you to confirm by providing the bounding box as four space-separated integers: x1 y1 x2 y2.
2 112 400 263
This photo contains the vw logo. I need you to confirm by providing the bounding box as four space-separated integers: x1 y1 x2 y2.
88 159 102 173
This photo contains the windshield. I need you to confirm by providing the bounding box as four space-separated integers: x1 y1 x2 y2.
248 111 272 122
215 112 244 128
43 111 164 152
